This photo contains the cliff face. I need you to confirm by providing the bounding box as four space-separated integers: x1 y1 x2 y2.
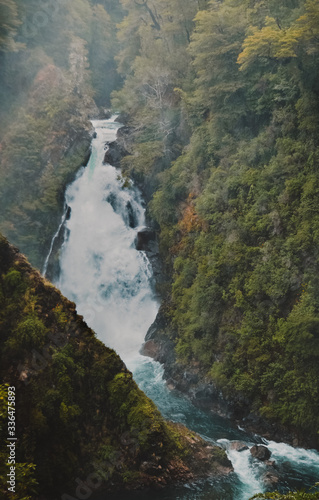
0 234 232 499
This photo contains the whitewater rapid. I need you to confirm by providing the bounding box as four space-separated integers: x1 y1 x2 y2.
49 116 319 500
57 117 158 363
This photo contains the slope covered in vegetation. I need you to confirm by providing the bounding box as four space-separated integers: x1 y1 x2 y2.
1 0 318 473
0 234 232 499
0 0 123 269
112 0 319 447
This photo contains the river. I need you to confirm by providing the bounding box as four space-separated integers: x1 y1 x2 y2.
49 116 319 499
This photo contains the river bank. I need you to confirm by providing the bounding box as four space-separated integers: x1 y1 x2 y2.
140 307 314 450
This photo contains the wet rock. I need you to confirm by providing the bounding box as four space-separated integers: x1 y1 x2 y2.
265 460 276 467
102 109 112 119
190 383 231 418
92 108 112 120
262 470 280 487
141 340 160 358
230 441 249 452
105 192 117 212
115 112 129 124
66 205 71 221
136 229 157 252
166 380 176 391
140 337 175 366
103 148 112 165
103 140 127 168
126 201 138 228
145 309 169 341
250 445 271 461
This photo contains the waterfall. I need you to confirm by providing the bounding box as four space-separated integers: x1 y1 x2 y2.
57 116 158 363
42 204 68 277
55 116 319 499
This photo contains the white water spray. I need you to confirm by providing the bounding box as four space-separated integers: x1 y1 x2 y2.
57 116 158 364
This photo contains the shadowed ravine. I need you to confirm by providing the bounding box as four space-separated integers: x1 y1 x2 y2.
50 116 319 499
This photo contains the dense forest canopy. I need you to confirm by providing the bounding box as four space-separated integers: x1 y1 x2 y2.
0 0 123 266
112 0 319 448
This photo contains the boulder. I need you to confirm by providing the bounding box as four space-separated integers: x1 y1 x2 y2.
262 470 280 487
230 441 249 452
140 340 160 358
103 148 113 165
250 444 271 461
265 460 276 467
65 205 72 221
136 228 157 252
103 140 127 168
102 109 112 119
115 112 129 124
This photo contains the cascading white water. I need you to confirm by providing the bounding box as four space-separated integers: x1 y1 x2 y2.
57 117 158 364
54 116 319 499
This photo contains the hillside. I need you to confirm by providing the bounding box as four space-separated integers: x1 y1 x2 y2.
0 0 319 497
112 0 319 447
0 234 232 499
0 0 123 269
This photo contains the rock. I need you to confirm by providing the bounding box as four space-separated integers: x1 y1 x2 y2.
126 201 138 228
140 340 160 358
262 470 280 487
115 112 129 124
103 148 113 165
66 205 71 221
135 228 157 252
167 381 176 391
93 108 112 120
250 445 271 461
293 438 299 447
140 461 162 476
145 309 169 341
265 460 276 467
103 109 112 119
103 140 127 168
230 441 249 452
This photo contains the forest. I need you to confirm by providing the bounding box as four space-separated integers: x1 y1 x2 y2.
0 0 122 267
113 0 319 449
1 0 319 498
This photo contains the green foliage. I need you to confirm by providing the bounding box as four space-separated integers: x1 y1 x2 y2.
5 314 47 352
0 0 124 269
0 0 22 52
0 384 39 499
114 0 319 446
250 486 319 499
107 372 166 452
0 236 214 497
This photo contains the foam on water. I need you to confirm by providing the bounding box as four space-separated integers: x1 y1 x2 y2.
57 116 158 363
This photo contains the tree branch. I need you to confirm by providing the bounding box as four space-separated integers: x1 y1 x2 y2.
134 0 161 30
